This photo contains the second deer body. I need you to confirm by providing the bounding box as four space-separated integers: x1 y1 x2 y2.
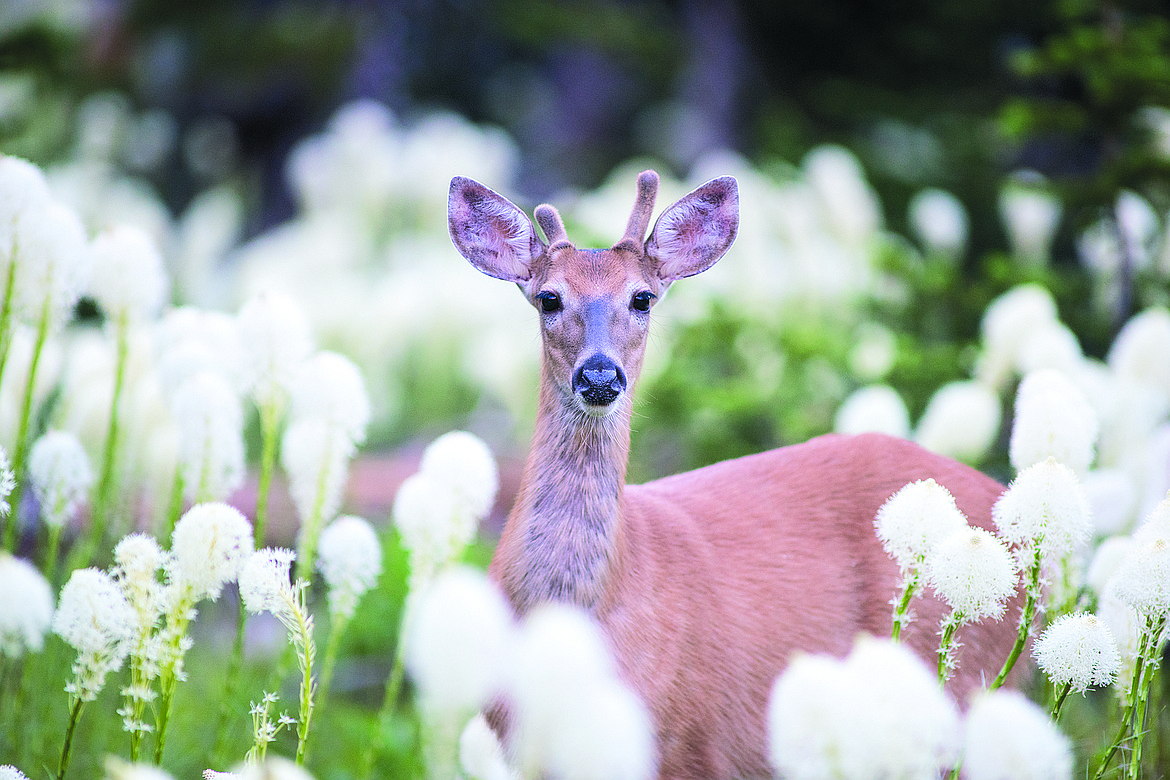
448 171 1021 779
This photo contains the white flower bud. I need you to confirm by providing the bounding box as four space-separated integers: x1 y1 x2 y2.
0 552 53 657
924 527 1017 622
1033 612 1120 692
962 690 1072 780
88 225 168 323
27 430 94 529
994 458 1093 562
874 478 969 572
317 514 382 620
1009 368 1097 474
170 502 253 601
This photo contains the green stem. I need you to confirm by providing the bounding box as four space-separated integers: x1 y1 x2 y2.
361 632 408 779
212 596 249 766
936 614 961 685
891 567 920 642
294 431 335 586
0 258 17 397
57 696 85 780
1051 681 1073 722
317 612 350 716
254 400 281 549
164 465 184 544
294 592 317 766
990 547 1042 692
1092 616 1163 780
85 313 129 566
3 297 50 551
153 591 195 765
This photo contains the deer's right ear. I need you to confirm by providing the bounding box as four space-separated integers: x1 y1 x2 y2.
449 177 543 283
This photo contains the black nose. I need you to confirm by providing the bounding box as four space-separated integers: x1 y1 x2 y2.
573 354 626 406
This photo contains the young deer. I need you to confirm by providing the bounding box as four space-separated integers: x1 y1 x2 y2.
448 171 1021 779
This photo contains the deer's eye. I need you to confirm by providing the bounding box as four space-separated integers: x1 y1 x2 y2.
631 291 655 313
536 291 563 313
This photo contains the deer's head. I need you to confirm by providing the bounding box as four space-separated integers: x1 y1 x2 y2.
449 170 738 417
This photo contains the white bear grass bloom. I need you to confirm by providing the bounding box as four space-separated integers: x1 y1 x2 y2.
508 602 655 780
1093 495 1170 776
239 547 317 765
281 417 354 575
237 289 313 549
994 458 1093 566
405 567 514 779
289 350 371 447
1033 612 1120 719
0 766 28 780
317 514 383 621
394 431 499 589
53 567 136 778
1009 368 1098 475
27 430 93 530
54 567 136 701
768 636 961 780
170 502 253 602
418 430 500 522
152 503 253 763
171 371 245 505
874 478 969 638
0 551 54 658
0 445 14 520
237 290 313 413
924 525 1018 681
87 225 168 325
111 532 169 756
962 689 1072 780
315 514 382 709
27 429 94 579
913 380 1002 464
908 187 968 262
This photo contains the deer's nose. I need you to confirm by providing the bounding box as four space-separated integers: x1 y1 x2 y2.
573 354 626 407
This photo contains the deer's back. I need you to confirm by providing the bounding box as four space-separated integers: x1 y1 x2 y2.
603 432 1017 779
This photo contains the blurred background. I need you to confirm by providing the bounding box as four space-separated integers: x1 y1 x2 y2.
2 0 1170 485
4 3 1170 775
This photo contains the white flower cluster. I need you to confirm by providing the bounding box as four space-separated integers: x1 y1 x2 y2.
316 514 382 620
170 371 245 503
53 567 136 701
27 429 93 529
874 478 968 572
405 566 512 716
394 431 499 587
170 502 253 602
768 636 961 779
0 552 54 658
0 157 91 331
87 224 168 325
994 458 1093 564
1033 612 1120 693
237 290 313 412
924 527 1017 623
507 602 654 780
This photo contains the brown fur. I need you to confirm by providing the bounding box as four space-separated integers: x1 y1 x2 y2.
449 172 1023 780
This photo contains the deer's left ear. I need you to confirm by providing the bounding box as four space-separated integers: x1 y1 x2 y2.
645 176 738 282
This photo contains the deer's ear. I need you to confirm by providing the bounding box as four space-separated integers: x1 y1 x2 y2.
645 176 738 282
449 177 544 282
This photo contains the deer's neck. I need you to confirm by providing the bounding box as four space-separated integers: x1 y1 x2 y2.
506 371 631 612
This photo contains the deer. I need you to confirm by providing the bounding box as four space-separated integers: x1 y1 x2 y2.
447 170 1023 779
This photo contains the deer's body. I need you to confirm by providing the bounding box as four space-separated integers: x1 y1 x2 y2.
448 172 1021 779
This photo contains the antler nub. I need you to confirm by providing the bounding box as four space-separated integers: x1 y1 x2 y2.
617 169 660 252
534 204 572 252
